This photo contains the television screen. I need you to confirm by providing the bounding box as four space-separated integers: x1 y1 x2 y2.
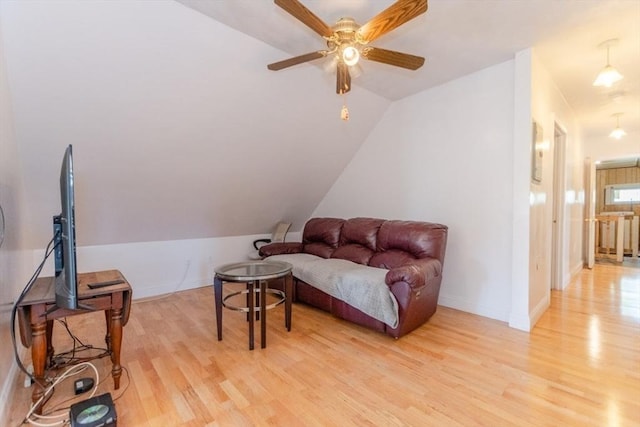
54 144 78 310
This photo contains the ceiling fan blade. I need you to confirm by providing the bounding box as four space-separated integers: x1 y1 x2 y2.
362 47 425 70
336 62 351 94
357 0 427 44
274 0 333 38
268 51 327 71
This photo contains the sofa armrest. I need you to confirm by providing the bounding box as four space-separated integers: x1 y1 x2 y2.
259 242 303 257
386 257 443 337
385 258 442 289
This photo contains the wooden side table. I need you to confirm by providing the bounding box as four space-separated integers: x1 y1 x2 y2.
17 269 132 413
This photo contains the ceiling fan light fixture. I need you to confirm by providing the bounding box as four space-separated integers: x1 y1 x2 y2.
593 40 624 87
323 55 338 73
267 0 428 102
342 45 360 66
349 63 363 79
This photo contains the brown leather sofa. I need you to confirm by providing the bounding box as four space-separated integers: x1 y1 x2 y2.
259 217 448 338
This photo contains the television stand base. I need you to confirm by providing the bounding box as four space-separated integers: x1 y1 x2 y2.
17 270 132 415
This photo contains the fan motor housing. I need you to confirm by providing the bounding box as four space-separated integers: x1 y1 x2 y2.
332 17 360 43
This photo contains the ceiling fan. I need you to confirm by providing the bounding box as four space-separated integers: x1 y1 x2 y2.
267 0 428 95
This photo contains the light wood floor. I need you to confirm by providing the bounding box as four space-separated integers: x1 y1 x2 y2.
7 263 640 426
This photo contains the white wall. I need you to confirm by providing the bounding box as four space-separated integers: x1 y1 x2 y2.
31 232 299 300
0 22 32 425
0 0 390 249
315 60 517 322
522 49 586 330
531 52 586 282
509 50 533 330
315 51 587 331
2 1 340 418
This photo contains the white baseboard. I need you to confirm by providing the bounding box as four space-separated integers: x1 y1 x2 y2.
508 293 550 332
508 312 531 331
437 294 510 324
570 261 584 282
0 352 22 426
529 293 550 328
131 276 209 300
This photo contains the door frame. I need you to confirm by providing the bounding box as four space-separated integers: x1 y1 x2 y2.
551 123 566 290
585 157 596 269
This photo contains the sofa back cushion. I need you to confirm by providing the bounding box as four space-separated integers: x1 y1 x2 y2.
369 220 448 269
301 217 448 267
331 217 384 265
302 217 345 258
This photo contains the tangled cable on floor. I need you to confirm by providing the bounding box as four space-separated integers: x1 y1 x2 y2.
22 361 99 427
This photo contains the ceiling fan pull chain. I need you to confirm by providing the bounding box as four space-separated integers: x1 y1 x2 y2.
341 94 350 121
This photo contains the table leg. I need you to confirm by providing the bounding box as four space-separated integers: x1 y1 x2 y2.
110 307 123 389
31 320 47 413
248 280 255 350
245 282 252 322
45 319 54 367
214 275 223 341
104 309 112 352
285 273 292 331
260 280 267 349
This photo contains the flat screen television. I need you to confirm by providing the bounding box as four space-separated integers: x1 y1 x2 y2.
52 144 78 310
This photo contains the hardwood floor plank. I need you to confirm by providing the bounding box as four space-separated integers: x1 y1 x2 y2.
6 263 639 426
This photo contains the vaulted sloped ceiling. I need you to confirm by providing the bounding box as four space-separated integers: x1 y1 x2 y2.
0 0 390 247
3 0 638 248
179 0 640 138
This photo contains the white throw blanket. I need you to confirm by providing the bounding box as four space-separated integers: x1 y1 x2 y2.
266 254 399 328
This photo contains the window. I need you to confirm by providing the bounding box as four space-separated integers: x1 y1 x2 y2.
605 183 640 205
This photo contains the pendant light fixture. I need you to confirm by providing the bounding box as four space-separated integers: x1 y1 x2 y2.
609 113 626 139
593 39 624 87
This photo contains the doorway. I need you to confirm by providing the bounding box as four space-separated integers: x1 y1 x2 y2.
591 157 640 267
551 123 566 290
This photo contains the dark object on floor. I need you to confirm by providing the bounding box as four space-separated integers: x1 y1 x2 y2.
74 377 94 395
70 392 117 427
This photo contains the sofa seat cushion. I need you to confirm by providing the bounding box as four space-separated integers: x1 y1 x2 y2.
266 254 399 328
331 244 375 265
265 253 321 277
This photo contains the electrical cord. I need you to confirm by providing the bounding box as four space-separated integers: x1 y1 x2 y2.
112 365 131 402
33 364 130 427
12 231 132 424
22 361 99 426
49 319 110 369
11 230 108 373
11 232 59 387
39 362 113 416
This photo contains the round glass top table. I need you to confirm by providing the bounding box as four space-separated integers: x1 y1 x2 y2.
213 260 293 350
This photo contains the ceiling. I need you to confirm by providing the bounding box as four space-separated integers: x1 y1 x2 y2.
177 0 640 140
1 0 637 249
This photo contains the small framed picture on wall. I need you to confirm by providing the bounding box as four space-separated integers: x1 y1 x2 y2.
532 120 543 184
